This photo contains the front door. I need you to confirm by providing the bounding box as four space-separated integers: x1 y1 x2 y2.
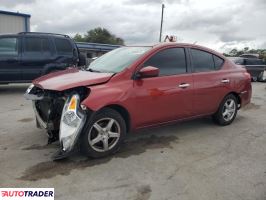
0 36 21 82
132 47 194 128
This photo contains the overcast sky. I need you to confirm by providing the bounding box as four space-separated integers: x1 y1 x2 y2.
0 0 265 52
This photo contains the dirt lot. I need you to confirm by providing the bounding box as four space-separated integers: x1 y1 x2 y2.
0 83 265 200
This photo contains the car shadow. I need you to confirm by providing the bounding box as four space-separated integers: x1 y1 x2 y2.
18 117 222 181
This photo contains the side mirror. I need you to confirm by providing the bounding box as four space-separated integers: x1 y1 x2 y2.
136 66 159 79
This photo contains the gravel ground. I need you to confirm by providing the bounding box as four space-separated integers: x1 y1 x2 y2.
0 83 265 200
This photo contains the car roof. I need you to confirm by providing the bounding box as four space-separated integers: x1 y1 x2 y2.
126 42 225 58
0 32 70 39
126 42 191 48
0 33 19 37
228 57 242 59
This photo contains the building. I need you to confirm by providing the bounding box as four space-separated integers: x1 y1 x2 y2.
0 10 30 34
76 42 121 64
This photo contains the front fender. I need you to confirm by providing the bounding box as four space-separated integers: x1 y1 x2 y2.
81 80 133 111
81 83 131 112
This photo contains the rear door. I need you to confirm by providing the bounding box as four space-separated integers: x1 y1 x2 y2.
132 47 194 127
0 36 21 82
21 36 53 81
190 48 228 115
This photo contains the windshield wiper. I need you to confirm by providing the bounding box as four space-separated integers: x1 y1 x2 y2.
87 68 102 73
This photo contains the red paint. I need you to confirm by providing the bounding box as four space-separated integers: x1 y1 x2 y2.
33 43 252 131
33 68 113 91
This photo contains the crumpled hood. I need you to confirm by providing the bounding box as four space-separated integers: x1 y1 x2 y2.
33 68 114 91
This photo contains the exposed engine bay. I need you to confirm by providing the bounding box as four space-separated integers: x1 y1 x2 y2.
24 84 90 160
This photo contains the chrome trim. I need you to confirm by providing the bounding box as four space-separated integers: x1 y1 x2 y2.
221 79 230 83
179 83 190 88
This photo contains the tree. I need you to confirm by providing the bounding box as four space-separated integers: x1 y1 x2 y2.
73 33 86 42
229 48 238 56
225 47 266 62
73 27 124 45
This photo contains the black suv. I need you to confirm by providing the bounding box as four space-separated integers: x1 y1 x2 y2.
0 32 85 84
229 57 266 81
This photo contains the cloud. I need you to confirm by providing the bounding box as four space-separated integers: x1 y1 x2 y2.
0 0 265 51
124 0 187 5
219 34 252 43
0 0 35 8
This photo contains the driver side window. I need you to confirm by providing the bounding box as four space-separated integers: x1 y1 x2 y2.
143 47 187 76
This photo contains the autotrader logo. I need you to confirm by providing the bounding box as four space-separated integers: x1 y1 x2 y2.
0 188 54 200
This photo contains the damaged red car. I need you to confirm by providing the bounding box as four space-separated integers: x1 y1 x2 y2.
24 43 252 160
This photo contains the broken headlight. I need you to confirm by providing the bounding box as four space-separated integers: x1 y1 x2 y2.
60 94 86 152
26 84 34 94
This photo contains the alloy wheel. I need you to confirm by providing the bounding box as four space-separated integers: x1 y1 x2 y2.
88 118 121 152
222 99 236 122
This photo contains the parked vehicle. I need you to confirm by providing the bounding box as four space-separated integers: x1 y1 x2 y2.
0 32 86 84
25 43 252 160
229 57 266 81
239 54 259 59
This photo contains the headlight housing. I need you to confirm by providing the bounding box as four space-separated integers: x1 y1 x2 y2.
26 84 34 94
59 94 86 152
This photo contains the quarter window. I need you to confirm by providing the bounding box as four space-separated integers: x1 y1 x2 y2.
0 37 18 56
191 49 214 72
143 48 187 76
54 38 73 55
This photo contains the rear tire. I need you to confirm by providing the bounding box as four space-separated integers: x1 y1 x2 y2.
212 94 238 126
80 108 126 158
78 54 86 66
258 71 266 82
252 76 258 82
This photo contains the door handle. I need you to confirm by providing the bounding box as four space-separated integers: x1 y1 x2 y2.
221 79 230 83
178 83 190 88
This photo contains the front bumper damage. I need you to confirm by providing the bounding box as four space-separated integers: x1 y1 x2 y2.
24 84 89 160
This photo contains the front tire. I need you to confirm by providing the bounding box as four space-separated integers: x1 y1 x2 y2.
80 108 126 158
212 94 238 126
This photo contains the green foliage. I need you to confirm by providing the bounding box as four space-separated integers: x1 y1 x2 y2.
73 33 86 42
73 27 124 45
226 47 266 61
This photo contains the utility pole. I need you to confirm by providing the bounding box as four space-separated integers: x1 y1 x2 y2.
159 3 165 42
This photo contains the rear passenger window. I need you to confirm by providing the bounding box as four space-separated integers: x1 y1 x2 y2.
143 48 187 76
213 55 224 69
24 37 51 55
191 49 215 72
0 37 18 56
54 38 73 55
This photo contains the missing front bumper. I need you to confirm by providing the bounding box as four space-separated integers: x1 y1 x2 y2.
25 86 90 160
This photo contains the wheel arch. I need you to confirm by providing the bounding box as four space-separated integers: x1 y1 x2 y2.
225 91 241 109
101 104 131 133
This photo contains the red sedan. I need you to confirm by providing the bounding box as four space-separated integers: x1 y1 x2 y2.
25 43 252 160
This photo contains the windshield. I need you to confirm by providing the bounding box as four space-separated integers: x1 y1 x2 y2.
87 46 151 73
